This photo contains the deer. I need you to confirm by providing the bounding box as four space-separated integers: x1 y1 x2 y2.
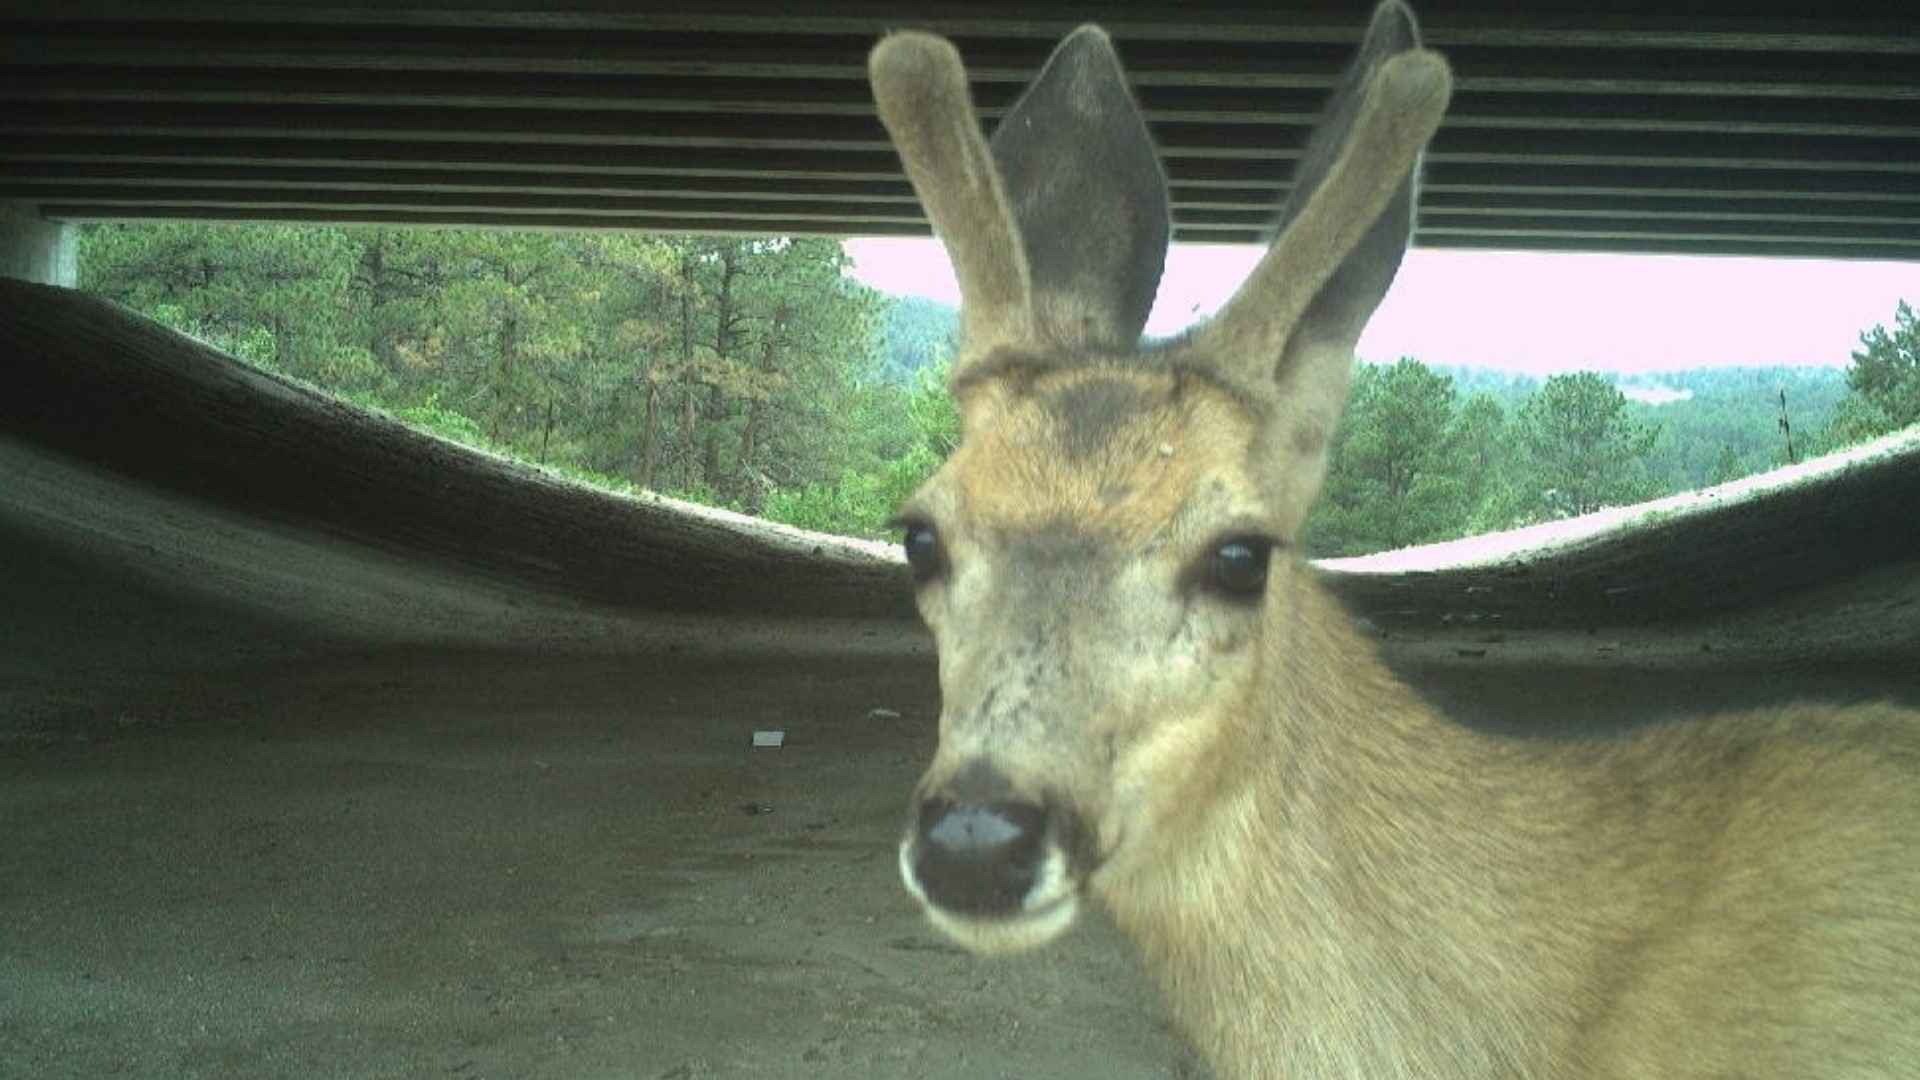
868 4 1920 1078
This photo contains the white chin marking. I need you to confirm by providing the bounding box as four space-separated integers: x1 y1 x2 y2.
898 838 1082 955
926 892 1079 954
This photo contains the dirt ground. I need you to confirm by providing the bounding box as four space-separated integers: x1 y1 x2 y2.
5 633 1917 1080
2 647 1211 1080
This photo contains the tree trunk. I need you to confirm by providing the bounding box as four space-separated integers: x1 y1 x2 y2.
491 307 519 445
700 243 742 498
736 306 788 513
359 234 402 375
638 376 661 488
676 253 699 492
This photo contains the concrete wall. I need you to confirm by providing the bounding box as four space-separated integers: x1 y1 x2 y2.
0 202 77 286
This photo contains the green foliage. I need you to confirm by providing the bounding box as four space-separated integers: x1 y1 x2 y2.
1311 360 1469 554
393 395 498 451
78 222 927 536
83 221 378 391
1622 368 1848 482
902 361 961 460
1310 360 1537 556
1306 360 1845 555
1707 444 1745 487
1824 396 1894 450
762 360 957 538
1829 300 1920 443
78 222 1903 552
878 296 959 382
141 300 280 369
1514 372 1662 518
761 462 909 538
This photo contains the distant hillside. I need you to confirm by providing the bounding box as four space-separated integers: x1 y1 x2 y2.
870 306 1852 490
877 296 958 383
1620 366 1849 488
1433 363 1849 490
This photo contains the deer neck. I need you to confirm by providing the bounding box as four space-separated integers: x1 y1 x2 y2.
1095 570 1559 1079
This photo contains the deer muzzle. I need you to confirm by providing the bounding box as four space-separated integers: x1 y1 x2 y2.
900 766 1087 952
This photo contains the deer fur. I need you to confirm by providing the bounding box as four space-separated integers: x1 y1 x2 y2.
871 4 1920 1077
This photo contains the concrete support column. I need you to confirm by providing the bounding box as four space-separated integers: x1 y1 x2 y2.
0 202 77 286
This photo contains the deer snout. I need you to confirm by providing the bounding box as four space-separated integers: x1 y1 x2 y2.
909 797 1050 916
900 775 1089 953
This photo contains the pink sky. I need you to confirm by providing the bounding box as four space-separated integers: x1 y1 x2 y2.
844 238 1917 376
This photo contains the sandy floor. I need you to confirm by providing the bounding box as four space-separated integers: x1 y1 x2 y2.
6 637 1916 1080
1 649 1209 1080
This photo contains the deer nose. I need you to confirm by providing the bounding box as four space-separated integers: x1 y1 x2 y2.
910 797 1049 916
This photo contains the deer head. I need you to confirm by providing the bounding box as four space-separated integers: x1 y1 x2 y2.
873 3 1451 952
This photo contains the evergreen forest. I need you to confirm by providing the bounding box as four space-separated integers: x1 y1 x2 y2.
77 223 1918 557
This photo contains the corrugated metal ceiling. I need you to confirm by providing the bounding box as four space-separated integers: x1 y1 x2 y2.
2 1 1917 258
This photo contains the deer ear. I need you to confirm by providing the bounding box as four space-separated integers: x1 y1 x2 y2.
990 26 1169 351
1175 0 1449 534
870 31 1034 363
1193 1 1447 389
1270 1 1432 351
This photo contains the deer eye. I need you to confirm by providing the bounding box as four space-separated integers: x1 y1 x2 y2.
1207 537 1272 598
901 521 947 582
